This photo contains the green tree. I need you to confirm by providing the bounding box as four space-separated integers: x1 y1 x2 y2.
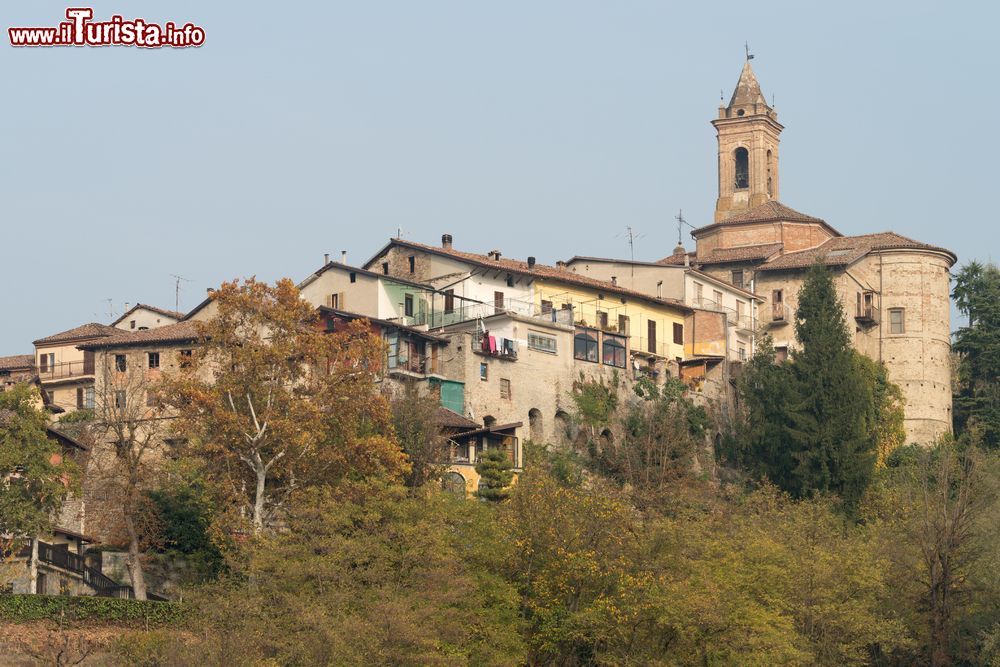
0 385 77 588
953 261 1000 448
390 381 448 489
475 448 513 501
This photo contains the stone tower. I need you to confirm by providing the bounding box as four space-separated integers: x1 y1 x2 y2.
712 61 783 222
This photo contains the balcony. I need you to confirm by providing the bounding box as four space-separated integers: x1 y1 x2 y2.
37 359 95 382
473 332 518 360
767 303 788 326
388 351 441 377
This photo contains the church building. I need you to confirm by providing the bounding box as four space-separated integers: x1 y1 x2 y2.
663 60 956 445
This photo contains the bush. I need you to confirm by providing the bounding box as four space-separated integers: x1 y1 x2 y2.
0 594 184 627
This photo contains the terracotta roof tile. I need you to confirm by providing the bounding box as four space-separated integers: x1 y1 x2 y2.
435 407 480 430
78 321 201 350
720 200 827 225
759 232 956 271
0 354 34 371
376 239 692 312
33 323 120 346
663 243 783 266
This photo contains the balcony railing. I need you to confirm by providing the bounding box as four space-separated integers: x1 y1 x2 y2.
856 304 880 325
769 303 788 325
36 360 94 381
473 331 518 360
388 351 441 376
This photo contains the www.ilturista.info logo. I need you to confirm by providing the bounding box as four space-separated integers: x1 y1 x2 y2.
9 8 205 48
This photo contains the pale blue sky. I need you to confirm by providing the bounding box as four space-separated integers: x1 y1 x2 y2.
2 1 994 351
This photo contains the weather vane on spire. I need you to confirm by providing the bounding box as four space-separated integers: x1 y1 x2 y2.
745 42 754 61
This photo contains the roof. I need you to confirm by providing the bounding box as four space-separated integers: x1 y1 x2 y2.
436 407 480 430
728 61 770 111
111 304 184 327
77 321 201 350
758 231 958 271
662 243 784 266
691 201 841 239
319 307 451 343
563 255 761 300
299 261 433 292
455 421 524 438
364 238 692 313
47 425 90 452
33 323 119 346
0 354 34 371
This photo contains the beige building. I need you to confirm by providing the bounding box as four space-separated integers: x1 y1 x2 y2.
662 60 956 445
112 304 184 332
32 323 119 414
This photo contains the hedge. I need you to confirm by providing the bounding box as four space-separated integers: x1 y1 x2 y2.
0 594 185 627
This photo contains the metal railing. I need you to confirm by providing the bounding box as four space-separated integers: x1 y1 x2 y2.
473 331 518 360
771 303 788 323
35 541 136 599
36 360 94 381
856 304 880 324
388 351 441 375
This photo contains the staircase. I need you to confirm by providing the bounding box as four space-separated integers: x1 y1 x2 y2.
34 541 166 600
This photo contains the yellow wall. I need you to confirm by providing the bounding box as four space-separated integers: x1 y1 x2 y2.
534 280 687 361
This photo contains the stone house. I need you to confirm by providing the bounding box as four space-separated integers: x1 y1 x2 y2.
111 303 184 332
0 354 35 392
32 323 119 415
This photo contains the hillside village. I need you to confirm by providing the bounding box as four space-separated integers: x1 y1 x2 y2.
4 60 995 666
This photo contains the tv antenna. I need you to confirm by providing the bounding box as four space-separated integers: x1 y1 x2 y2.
615 226 646 264
105 298 114 321
745 42 754 61
675 209 697 246
170 274 192 313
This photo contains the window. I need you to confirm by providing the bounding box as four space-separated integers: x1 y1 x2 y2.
39 353 54 373
731 270 744 289
84 387 94 409
349 272 357 283
404 294 414 317
734 147 749 189
76 387 84 409
775 346 789 363
146 391 159 407
331 293 340 309
506 275 514 288
114 390 126 410
618 314 630 335
602 334 627 368
597 311 609 330
738 342 747 361
148 352 160 369
500 378 512 400
541 300 553 314
480 362 488 381
130 320 136 330
673 322 684 345
772 289 784 321
713 290 723 307
408 256 415 273
180 349 192 368
382 262 389 275
736 300 746 323
574 329 599 362
444 289 455 314
647 320 657 354
528 332 557 354
889 308 905 334
115 354 127 372
694 282 704 303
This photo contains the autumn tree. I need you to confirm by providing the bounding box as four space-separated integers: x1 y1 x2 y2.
390 381 448 489
0 384 77 592
160 278 407 536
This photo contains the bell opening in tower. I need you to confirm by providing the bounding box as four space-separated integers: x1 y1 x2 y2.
734 147 749 190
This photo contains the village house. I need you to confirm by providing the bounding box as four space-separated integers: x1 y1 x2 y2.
32 323 119 415
659 59 956 445
0 354 35 393
111 303 184 332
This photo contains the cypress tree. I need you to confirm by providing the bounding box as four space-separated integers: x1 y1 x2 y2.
787 263 875 506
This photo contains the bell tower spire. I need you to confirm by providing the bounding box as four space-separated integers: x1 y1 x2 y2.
712 59 783 222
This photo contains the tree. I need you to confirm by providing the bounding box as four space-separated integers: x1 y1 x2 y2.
390 381 448 489
738 265 881 509
953 261 1000 448
476 448 513 501
0 384 77 591
160 278 407 536
90 351 166 600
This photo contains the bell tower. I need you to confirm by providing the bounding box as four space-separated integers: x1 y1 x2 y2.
712 60 783 222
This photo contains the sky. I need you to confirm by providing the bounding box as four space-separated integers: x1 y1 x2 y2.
2 0 995 352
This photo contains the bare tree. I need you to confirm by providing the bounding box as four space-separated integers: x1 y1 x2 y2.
90 349 165 600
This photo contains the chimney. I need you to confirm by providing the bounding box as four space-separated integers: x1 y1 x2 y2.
684 254 690 268
207 288 215 295
324 253 330 265
442 233 453 249
488 249 502 261
341 250 347 264
611 276 617 286
527 256 536 268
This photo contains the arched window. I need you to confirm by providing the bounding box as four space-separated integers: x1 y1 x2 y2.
602 334 627 368
734 147 749 190
442 472 466 496
574 329 599 362
529 408 543 441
